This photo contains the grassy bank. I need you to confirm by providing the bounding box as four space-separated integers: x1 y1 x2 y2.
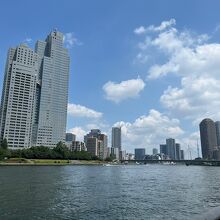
0 158 107 165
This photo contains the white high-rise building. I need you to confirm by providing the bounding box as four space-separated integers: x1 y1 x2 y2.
0 30 70 148
0 45 38 148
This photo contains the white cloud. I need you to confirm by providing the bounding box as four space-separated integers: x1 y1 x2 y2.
63 32 83 48
103 77 145 103
68 127 87 141
147 29 212 79
23 38 32 45
134 26 147 35
134 19 220 125
148 18 176 32
68 103 103 118
134 19 176 35
160 76 220 123
113 109 184 153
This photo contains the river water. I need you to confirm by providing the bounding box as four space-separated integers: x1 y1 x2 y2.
0 164 220 219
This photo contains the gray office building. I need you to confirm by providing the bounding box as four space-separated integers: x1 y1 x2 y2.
180 150 184 160
199 118 218 159
112 127 121 150
65 133 76 142
35 31 70 147
166 138 176 160
215 121 220 146
160 144 167 155
175 143 181 160
0 45 38 148
135 148 146 160
0 30 70 148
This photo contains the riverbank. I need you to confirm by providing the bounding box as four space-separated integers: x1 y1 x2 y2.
0 158 109 166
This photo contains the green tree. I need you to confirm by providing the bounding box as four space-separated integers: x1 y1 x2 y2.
1 138 8 150
105 157 113 162
53 141 70 159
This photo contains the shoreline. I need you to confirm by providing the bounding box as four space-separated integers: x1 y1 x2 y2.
0 159 109 166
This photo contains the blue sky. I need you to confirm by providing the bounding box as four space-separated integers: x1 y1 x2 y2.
1 0 220 156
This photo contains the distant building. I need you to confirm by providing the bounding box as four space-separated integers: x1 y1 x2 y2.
135 148 145 160
97 140 105 160
99 133 108 159
153 148 158 155
106 147 111 158
126 153 134 160
110 147 119 160
84 129 107 159
166 138 176 160
213 149 220 160
112 127 121 150
71 141 86 152
199 118 218 159
119 150 126 160
86 137 98 156
160 144 167 155
65 133 76 142
180 150 184 160
175 143 181 160
215 121 220 146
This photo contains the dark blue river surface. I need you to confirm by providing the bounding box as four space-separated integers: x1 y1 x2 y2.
0 164 220 219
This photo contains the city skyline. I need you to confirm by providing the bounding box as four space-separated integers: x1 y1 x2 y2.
2 1 220 155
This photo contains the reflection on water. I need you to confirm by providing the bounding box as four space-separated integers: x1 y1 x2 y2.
0 165 220 219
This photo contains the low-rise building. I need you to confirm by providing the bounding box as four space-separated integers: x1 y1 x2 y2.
84 129 108 160
71 141 87 152
135 148 146 160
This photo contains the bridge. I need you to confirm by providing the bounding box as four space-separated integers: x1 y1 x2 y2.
120 159 220 166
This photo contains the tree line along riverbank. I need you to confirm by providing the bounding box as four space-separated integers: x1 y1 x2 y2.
0 139 113 165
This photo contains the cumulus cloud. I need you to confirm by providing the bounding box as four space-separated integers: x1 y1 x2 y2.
113 109 184 152
63 32 83 48
103 77 145 103
134 26 147 35
148 18 176 32
68 127 87 141
134 19 176 35
134 19 220 125
160 76 220 123
68 103 103 118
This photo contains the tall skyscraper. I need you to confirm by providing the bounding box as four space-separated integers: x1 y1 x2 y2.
175 143 181 160
35 31 70 147
112 127 121 150
215 121 220 146
166 138 176 159
180 150 184 160
0 45 38 148
0 30 70 148
199 118 218 159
